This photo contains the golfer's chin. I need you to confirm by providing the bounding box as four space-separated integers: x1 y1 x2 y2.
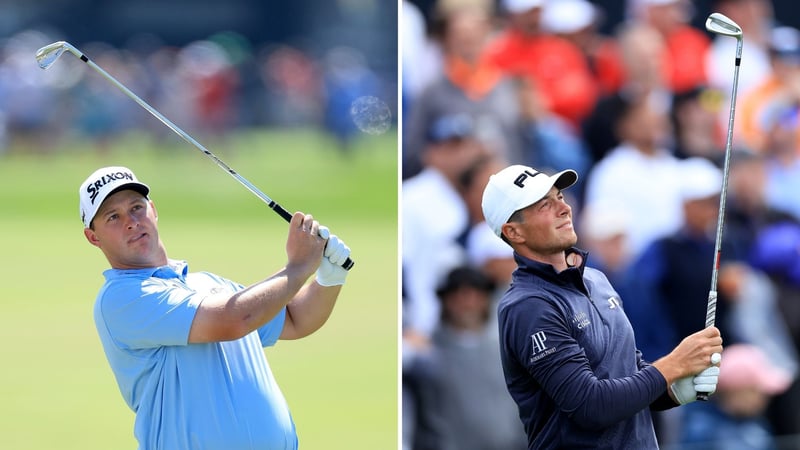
558 230 579 251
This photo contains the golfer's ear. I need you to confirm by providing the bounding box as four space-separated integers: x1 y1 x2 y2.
84 227 101 248
501 222 523 243
149 199 158 220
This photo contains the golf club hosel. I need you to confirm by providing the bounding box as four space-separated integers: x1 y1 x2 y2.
736 39 743 65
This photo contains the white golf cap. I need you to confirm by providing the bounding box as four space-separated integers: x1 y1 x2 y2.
79 166 149 228
482 165 578 237
503 0 544 14
542 0 598 34
679 157 722 202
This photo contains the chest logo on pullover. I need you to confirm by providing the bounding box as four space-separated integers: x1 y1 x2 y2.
572 311 591 329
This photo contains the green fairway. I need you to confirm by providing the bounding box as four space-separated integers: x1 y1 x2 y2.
0 129 398 449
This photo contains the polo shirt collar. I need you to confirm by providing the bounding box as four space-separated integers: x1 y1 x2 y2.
103 259 188 281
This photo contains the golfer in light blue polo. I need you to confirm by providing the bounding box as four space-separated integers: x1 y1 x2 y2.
80 166 352 449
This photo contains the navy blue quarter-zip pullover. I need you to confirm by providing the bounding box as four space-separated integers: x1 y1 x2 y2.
498 248 677 449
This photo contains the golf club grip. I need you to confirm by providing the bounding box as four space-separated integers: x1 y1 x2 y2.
271 202 355 271
696 289 718 402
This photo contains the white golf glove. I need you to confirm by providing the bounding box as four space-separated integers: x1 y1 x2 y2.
315 226 351 287
670 366 721 405
670 376 697 405
694 366 720 395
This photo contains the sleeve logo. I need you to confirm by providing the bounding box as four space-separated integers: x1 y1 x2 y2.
529 331 556 363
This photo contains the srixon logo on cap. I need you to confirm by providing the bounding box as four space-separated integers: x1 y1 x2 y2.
513 169 541 188
87 171 135 204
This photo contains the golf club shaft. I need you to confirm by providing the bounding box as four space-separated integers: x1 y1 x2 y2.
705 43 741 329
47 43 353 270
698 20 743 402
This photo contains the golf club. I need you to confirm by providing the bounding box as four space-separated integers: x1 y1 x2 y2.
698 12 743 401
36 41 354 270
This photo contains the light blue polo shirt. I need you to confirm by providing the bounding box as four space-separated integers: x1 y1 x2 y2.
93 259 297 450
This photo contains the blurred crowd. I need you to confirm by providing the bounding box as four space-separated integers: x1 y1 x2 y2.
401 0 800 449
0 28 395 154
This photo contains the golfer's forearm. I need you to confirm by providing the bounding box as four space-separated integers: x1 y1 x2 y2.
188 267 308 343
651 355 686 385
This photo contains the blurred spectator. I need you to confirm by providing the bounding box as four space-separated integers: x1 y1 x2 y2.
540 0 625 95
577 201 633 291
403 2 520 178
256 44 321 127
512 75 593 202
1 30 67 151
670 84 727 160
721 261 800 443
638 0 712 94
759 105 800 221
483 0 599 129
402 0 442 120
750 220 800 365
458 155 516 288
70 44 133 151
177 40 240 135
403 350 448 450
749 219 800 437
583 94 683 262
403 113 490 344
739 26 800 155
321 46 384 151
679 344 793 450
724 151 773 248
405 266 526 450
582 22 673 163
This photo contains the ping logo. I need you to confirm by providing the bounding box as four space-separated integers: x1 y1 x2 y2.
513 169 541 188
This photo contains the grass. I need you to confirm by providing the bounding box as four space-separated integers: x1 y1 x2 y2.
0 128 399 449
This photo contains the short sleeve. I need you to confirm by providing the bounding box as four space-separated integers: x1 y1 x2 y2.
97 278 201 349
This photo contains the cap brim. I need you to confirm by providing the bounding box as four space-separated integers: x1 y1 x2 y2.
505 169 579 220
553 170 578 191
105 183 150 201
522 169 578 209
